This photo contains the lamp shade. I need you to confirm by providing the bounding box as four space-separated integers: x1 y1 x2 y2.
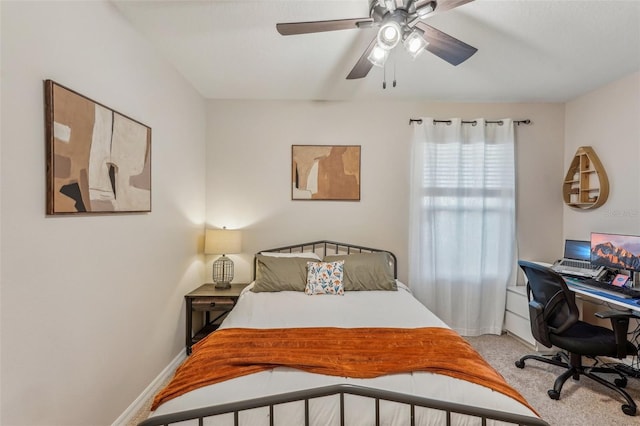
204 229 241 255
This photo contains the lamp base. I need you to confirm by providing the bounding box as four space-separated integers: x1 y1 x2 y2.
212 255 234 289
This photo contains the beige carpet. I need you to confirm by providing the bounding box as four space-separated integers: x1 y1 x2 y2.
129 333 640 426
467 334 640 426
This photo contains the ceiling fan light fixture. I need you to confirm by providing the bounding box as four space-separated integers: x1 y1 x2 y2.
276 0 478 80
377 21 402 50
367 44 389 67
404 30 428 59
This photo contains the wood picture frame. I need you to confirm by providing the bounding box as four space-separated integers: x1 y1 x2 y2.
291 145 361 201
44 80 151 214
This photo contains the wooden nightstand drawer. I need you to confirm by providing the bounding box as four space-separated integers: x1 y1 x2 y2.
185 283 250 354
192 297 235 311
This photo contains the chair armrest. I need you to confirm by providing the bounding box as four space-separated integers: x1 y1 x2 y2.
595 310 640 320
595 310 640 358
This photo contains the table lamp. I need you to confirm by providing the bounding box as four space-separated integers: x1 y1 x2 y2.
205 227 241 289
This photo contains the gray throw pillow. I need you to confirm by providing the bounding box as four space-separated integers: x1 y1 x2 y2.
323 252 396 291
252 254 318 292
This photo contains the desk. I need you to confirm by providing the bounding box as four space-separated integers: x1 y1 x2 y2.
563 276 640 378
527 261 640 312
505 262 640 348
564 277 640 313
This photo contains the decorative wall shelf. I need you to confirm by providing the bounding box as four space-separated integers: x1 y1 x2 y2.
562 146 609 210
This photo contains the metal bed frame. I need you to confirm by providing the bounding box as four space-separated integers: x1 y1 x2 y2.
254 240 398 280
139 241 548 426
139 383 548 426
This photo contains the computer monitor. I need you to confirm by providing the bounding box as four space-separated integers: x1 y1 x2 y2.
590 232 640 273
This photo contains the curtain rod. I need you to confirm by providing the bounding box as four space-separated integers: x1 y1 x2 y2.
409 118 531 126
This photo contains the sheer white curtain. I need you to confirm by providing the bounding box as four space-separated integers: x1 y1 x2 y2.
408 118 516 336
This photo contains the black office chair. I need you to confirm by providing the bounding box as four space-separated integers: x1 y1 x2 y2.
516 260 639 416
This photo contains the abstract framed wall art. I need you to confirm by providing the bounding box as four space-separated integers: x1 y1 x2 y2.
291 145 360 201
44 80 151 214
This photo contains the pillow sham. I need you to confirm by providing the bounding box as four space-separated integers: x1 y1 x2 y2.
252 254 318 292
305 260 345 295
323 252 396 291
260 251 321 261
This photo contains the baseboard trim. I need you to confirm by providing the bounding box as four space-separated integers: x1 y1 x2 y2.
113 349 186 426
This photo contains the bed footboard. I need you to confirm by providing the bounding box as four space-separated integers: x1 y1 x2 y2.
138 384 548 426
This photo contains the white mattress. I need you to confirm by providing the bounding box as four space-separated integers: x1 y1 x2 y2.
151 283 539 425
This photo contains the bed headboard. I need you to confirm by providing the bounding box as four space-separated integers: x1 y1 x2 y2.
254 240 397 280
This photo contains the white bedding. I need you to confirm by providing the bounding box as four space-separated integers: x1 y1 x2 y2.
151 282 539 425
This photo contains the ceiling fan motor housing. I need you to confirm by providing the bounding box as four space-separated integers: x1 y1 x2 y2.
369 0 436 42
369 0 437 20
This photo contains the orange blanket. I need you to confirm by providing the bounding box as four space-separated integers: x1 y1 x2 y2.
152 327 535 415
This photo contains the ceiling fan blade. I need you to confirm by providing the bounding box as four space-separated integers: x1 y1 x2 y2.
277 18 373 36
415 22 477 66
346 37 377 80
433 0 475 13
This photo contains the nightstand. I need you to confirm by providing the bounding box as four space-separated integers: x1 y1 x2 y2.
185 283 249 354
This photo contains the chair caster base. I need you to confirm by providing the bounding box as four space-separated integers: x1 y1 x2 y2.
622 404 636 416
615 377 628 388
547 389 560 400
515 360 525 369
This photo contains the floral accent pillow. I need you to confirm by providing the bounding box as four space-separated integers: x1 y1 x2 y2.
305 261 345 295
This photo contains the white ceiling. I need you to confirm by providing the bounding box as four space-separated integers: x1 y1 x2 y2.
112 0 640 102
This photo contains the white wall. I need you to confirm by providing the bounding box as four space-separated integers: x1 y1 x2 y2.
205 100 565 283
564 71 640 239
0 1 206 425
563 71 640 328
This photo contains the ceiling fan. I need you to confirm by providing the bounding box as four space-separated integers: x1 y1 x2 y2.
276 0 477 80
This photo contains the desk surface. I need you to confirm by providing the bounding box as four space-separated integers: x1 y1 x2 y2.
529 261 640 312
564 277 640 312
